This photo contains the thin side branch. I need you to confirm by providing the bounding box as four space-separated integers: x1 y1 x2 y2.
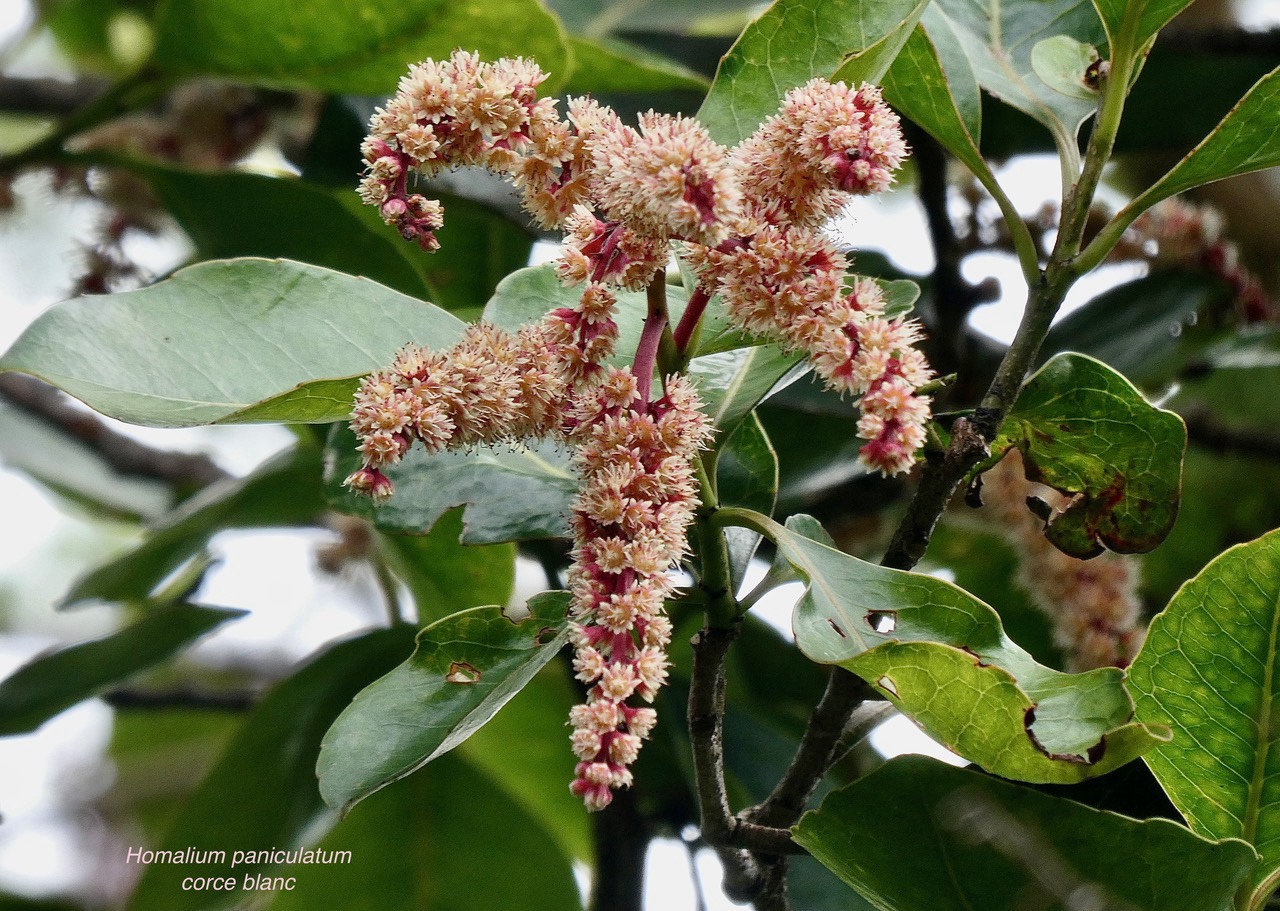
0 373 229 489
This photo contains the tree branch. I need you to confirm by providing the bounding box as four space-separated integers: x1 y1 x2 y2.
104 687 256 711
1183 410 1280 460
0 75 112 116
0 373 229 489
589 786 650 911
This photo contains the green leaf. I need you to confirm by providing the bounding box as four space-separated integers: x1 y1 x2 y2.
150 0 571 95
1040 270 1232 387
1030 35 1100 102
772 515 1165 783
133 162 533 311
689 344 804 435
127 628 416 911
266 752 582 911
458 666 591 861
990 352 1187 558
316 593 570 813
0 604 243 736
1129 529 1280 909
0 259 465 428
135 163 432 300
927 0 1108 147
794 754 1257 911
1172 328 1280 433
326 424 577 543
696 0 931 145
882 24 987 181
717 413 780 590
564 35 709 94
1091 0 1199 54
64 442 325 607
378 509 516 622
1127 66 1280 225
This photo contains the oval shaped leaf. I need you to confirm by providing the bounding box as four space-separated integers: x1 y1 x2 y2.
1127 66 1280 217
990 352 1187 558
697 0 930 145
795 754 1257 911
317 592 570 812
1129 528 1280 909
0 259 465 428
772 515 1165 782
928 0 1107 143
326 423 577 543
151 0 571 95
0 604 244 736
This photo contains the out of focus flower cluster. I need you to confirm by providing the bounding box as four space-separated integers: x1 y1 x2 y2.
1115 198 1275 324
979 451 1145 671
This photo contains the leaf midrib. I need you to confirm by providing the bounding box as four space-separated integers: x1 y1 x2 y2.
1243 593 1280 847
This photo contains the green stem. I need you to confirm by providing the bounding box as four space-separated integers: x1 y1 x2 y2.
1052 10 1142 270
0 68 168 176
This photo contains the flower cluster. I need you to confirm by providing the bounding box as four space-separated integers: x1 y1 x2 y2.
565 371 711 809
686 81 929 474
979 451 1145 670
348 52 930 808
345 289 616 502
1119 198 1275 323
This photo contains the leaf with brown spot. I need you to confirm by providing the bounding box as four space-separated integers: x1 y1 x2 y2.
317 592 570 813
988 353 1186 558
774 514 1167 783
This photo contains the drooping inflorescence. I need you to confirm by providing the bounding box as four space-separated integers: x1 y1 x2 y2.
979 451 1145 670
345 50 927 808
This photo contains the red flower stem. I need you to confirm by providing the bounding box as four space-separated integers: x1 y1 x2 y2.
671 286 710 356
634 277 669 407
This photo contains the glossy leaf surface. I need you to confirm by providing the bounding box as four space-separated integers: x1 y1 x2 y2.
990 353 1186 558
795 755 1256 911
1129 529 1280 909
775 516 1165 783
697 0 929 145
317 593 570 812
0 259 465 427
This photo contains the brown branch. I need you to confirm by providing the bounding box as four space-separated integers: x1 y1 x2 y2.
1183 410 1280 460
0 373 229 489
589 787 650 911
0 75 110 116
104 687 256 711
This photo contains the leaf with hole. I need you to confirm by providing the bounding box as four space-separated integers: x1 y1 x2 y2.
770 514 1166 783
1129 529 1280 910
988 352 1187 558
794 754 1257 911
0 259 466 428
317 593 570 813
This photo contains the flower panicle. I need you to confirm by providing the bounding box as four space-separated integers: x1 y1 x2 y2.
565 370 711 810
